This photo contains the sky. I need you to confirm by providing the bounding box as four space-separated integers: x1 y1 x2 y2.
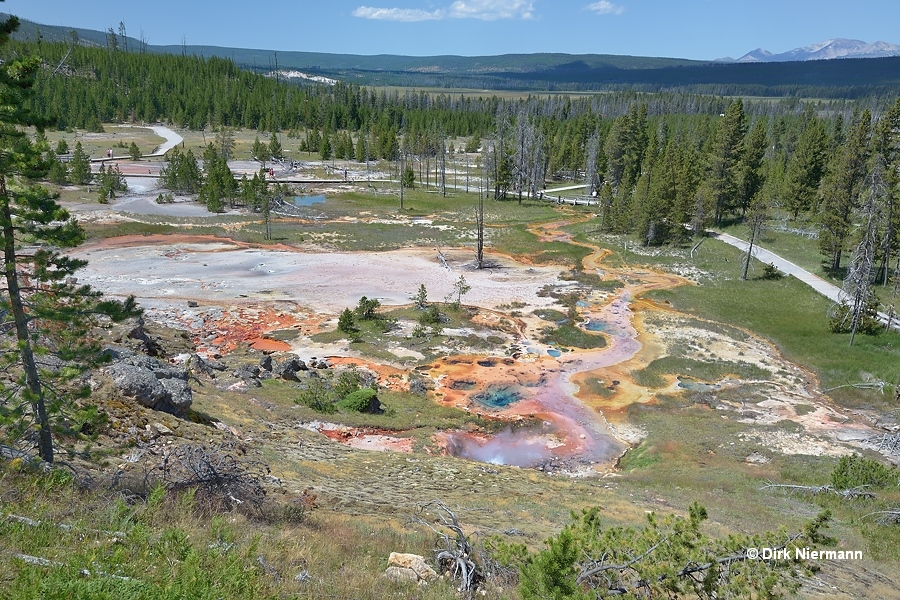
6 0 900 61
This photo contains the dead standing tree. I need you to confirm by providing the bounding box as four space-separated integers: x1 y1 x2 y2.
740 195 770 280
411 500 482 595
839 159 885 345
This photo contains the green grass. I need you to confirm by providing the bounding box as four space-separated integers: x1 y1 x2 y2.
43 125 168 161
0 466 464 600
539 323 606 350
533 308 568 322
633 356 772 389
633 238 900 408
494 223 592 266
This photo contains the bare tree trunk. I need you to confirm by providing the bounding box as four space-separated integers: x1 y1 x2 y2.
1 189 53 462
439 136 446 197
475 194 484 269
399 153 404 211
845 170 882 346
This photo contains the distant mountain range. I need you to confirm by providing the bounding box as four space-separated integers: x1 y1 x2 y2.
7 14 900 97
725 39 900 63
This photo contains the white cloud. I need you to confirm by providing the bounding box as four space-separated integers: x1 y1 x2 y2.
586 1 625 15
353 1 535 22
449 0 535 20
352 6 445 21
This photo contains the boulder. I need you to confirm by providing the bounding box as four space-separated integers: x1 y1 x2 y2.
273 357 307 381
104 348 192 414
384 566 419 583
384 553 437 584
188 353 227 378
233 364 263 388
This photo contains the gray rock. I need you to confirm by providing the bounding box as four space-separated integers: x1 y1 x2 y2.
273 357 307 381
104 348 192 414
233 364 263 387
188 353 227 378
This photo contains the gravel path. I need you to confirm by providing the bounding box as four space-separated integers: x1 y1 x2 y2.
712 231 897 328
711 232 845 303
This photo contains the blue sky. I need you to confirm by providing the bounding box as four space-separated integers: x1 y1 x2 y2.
6 0 900 60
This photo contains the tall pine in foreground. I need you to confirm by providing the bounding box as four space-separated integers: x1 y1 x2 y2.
0 13 137 463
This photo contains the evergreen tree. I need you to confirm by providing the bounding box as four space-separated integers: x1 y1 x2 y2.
737 119 769 216
782 116 828 219
46 153 68 185
268 132 282 161
159 146 201 194
0 15 138 463
215 126 236 160
251 135 265 161
402 163 416 188
355 130 367 163
96 163 127 203
818 110 871 272
128 141 141 160
199 142 236 212
872 98 900 286
68 141 91 185
703 99 747 225
319 133 332 160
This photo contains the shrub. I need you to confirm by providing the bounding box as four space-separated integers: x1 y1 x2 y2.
296 377 335 414
419 304 444 325
333 367 361 399
355 296 381 320
761 263 783 280
337 308 357 333
339 388 380 413
831 454 897 489
828 299 882 335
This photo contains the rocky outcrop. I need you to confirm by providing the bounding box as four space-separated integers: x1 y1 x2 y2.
188 353 227 378
233 364 263 388
383 552 437 584
108 316 195 359
104 348 192 414
272 357 308 381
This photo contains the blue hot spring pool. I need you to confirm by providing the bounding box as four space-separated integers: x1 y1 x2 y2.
294 194 326 206
472 385 522 409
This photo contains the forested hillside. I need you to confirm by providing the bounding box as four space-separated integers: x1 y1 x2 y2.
13 35 900 286
10 13 900 96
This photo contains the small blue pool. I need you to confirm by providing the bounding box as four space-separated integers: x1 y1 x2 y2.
584 320 606 332
294 194 326 206
473 385 522 409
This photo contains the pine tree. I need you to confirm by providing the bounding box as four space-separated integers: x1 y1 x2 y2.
818 110 871 272
251 135 265 161
69 141 92 185
215 127 236 160
268 132 282 161
159 146 201 194
782 116 828 219
199 143 236 212
737 119 768 216
0 15 138 462
704 99 747 225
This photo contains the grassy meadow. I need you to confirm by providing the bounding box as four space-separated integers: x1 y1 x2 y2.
6 123 900 599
